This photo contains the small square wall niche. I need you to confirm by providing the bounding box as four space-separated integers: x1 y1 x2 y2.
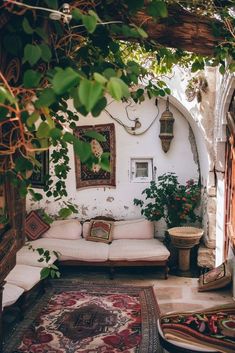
130 158 153 183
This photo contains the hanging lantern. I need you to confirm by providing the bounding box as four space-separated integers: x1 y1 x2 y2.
159 97 175 153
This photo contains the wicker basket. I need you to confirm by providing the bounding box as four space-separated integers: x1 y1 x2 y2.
168 227 203 249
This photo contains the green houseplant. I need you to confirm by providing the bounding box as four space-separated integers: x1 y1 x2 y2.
133 173 201 229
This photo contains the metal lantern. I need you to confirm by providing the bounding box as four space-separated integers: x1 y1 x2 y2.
159 97 175 153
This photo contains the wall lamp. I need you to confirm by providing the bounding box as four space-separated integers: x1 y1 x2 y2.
159 97 175 153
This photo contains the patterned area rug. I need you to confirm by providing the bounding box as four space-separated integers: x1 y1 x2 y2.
4 280 162 353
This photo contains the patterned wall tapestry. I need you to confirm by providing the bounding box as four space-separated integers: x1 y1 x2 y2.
74 123 116 189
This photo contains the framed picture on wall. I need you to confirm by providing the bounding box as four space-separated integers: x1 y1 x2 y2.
29 150 49 189
74 123 116 189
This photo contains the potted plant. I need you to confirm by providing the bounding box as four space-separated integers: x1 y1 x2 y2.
134 173 202 272
134 172 201 230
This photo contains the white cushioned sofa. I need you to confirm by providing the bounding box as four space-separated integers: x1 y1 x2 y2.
2 217 170 322
26 217 170 279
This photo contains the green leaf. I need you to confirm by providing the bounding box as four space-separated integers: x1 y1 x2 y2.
84 131 106 142
39 43 52 62
136 27 148 38
88 10 101 22
46 116 55 129
50 128 62 139
107 77 130 100
100 152 110 171
40 267 50 280
23 70 42 88
74 139 91 162
19 185 28 198
63 132 76 143
72 8 83 21
50 270 55 278
103 68 116 79
36 248 44 255
91 97 107 117
0 86 16 104
22 17 34 34
219 64 226 75
27 112 40 127
15 156 33 172
0 107 9 120
43 0 58 9
228 62 235 73
78 79 103 111
147 0 168 18
35 88 56 108
165 87 171 95
191 60 204 73
52 68 80 95
58 207 73 219
24 44 41 66
82 14 97 33
36 122 51 138
39 138 49 149
34 192 43 201
93 72 108 85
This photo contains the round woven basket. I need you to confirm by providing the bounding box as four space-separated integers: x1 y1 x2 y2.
168 227 204 248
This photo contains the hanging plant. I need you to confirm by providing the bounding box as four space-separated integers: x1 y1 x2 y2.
185 74 208 103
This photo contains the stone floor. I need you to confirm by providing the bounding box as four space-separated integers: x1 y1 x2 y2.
61 267 234 353
4 267 234 353
61 266 234 314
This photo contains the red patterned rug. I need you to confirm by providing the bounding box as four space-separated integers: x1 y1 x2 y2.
4 280 163 353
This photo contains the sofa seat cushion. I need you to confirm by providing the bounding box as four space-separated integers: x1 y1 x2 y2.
5 264 43 291
42 219 82 240
29 238 109 262
17 246 57 267
112 218 154 240
3 283 24 308
108 239 170 261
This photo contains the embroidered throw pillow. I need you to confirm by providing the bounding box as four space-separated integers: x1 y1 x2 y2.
25 210 50 241
198 262 232 292
86 220 113 243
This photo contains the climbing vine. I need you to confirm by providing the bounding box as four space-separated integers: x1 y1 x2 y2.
0 0 234 216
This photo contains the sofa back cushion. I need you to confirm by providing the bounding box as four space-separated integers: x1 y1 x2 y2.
112 219 154 240
42 219 82 240
82 221 90 239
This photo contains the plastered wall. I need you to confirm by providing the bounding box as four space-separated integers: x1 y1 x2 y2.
27 96 200 236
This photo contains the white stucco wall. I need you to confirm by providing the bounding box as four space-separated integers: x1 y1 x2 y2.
27 96 199 231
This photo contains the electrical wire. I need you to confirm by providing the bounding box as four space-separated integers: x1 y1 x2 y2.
104 104 159 136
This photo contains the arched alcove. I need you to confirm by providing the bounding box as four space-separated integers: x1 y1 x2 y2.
167 95 210 187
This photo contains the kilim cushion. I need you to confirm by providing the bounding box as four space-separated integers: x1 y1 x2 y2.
198 262 232 292
25 210 50 241
86 220 113 243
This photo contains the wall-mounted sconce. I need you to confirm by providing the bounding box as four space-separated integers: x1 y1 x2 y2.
159 97 175 153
